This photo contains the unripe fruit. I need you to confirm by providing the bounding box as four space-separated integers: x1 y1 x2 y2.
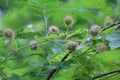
63 15 74 28
96 43 107 53
104 16 113 26
29 40 39 50
89 24 101 37
66 41 79 52
3 28 16 39
48 25 60 34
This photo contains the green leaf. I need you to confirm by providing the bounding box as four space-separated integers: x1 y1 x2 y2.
0 52 6 57
76 41 93 50
0 71 7 80
12 62 29 70
34 62 44 67
109 40 120 50
0 38 5 48
8 75 22 80
106 32 120 49
7 38 18 51
52 48 62 54
106 32 120 41
47 64 58 70
59 62 71 69
48 34 58 39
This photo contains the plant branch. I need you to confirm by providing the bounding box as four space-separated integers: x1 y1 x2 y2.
101 21 120 32
27 53 42 57
0 44 30 66
92 69 120 80
43 5 49 37
102 73 119 80
87 52 98 62
71 46 93 61
66 27 69 39
46 51 71 80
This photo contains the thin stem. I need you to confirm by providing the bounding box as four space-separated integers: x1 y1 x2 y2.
27 53 42 57
87 53 98 62
102 73 119 80
92 69 120 80
32 70 43 80
43 5 48 37
16 45 30 51
51 39 82 42
71 46 93 61
101 21 120 32
66 27 69 39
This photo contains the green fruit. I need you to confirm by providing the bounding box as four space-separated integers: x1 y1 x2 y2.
63 15 74 28
96 43 107 52
3 28 16 39
89 25 101 37
29 40 39 50
49 25 60 34
66 41 79 52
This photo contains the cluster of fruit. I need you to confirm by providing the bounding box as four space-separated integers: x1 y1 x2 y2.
2 15 113 53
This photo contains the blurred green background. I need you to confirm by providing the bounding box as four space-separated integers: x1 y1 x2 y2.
0 0 120 80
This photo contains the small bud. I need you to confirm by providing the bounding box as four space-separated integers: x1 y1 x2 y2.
89 24 101 37
66 41 79 52
63 15 74 28
29 40 39 50
48 25 60 34
96 43 107 53
3 28 16 39
104 16 113 26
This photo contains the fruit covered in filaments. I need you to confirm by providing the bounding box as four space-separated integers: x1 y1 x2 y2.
104 16 113 26
49 25 60 34
89 24 101 37
96 43 107 53
29 40 39 50
66 41 79 52
63 15 74 28
3 28 16 39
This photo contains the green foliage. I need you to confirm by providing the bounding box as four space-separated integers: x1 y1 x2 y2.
106 32 120 49
0 0 120 80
